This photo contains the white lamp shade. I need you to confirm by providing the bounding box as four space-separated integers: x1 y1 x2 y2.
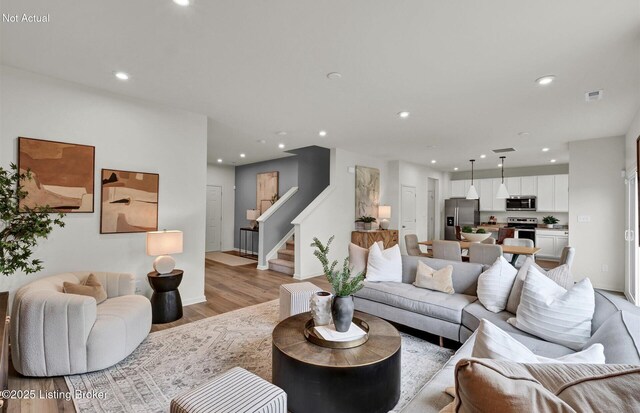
378 205 391 219
246 209 261 220
496 183 510 199
466 185 479 200
146 230 183 256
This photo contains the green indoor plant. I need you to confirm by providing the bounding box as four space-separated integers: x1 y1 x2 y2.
475 228 487 234
355 215 377 230
542 215 559 229
461 225 473 233
0 164 66 276
311 236 365 332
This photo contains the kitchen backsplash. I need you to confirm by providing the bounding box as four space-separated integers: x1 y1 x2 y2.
480 212 569 225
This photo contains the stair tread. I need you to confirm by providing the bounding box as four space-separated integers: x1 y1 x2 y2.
269 258 294 268
278 249 294 256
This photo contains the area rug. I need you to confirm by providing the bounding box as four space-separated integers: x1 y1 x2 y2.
66 300 453 413
205 251 256 266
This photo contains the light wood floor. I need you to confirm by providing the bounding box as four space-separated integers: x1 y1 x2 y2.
7 257 330 413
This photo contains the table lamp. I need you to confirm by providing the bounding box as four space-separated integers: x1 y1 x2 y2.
247 209 260 229
146 230 183 274
378 205 391 230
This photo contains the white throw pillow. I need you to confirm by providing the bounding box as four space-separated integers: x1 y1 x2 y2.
365 243 402 282
507 266 595 351
348 241 383 275
472 319 605 364
476 256 518 313
413 261 454 294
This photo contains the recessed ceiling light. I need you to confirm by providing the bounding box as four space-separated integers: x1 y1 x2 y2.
480 154 486 159
318 130 327 137
217 158 222 163
454 167 459 171
326 72 342 80
550 159 557 163
276 131 287 136
430 160 437 164
542 147 550 152
278 143 285 149
257 139 266 144
535 75 556 86
240 153 246 158
518 132 530 138
398 111 410 119
114 71 129 81
173 0 190 6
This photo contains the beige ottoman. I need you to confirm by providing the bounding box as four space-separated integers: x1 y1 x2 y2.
279 282 322 320
170 367 286 413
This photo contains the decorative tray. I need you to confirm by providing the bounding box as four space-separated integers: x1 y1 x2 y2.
303 317 369 349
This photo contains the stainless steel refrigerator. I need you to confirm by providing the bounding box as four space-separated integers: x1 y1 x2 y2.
444 198 480 240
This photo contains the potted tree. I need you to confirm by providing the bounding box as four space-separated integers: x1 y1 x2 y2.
1 164 66 276
542 215 559 229
311 236 365 332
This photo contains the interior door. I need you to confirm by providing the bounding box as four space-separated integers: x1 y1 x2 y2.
401 185 417 252
626 172 638 304
427 187 435 241
206 185 223 252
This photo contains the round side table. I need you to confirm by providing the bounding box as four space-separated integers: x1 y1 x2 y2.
147 270 183 324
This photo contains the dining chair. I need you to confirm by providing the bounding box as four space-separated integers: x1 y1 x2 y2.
481 237 497 245
502 238 534 268
559 246 575 269
405 234 425 257
454 226 463 241
497 228 515 245
432 240 462 262
468 243 503 266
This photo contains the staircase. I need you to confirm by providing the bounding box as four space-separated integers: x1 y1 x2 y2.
268 237 295 276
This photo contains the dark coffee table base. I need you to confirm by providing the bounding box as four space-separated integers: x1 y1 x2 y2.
273 344 401 413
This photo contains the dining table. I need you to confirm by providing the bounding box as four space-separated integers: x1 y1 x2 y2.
419 240 541 266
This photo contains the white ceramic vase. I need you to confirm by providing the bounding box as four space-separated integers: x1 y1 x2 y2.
310 291 333 326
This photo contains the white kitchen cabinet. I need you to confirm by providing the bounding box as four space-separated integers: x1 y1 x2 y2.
536 229 569 259
450 180 471 198
521 176 537 196
479 179 493 211
505 177 521 197
536 175 555 212
554 174 569 212
491 179 506 211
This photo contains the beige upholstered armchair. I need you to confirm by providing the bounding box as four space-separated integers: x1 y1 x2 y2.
11 271 151 377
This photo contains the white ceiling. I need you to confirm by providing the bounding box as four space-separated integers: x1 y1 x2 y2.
2 0 639 171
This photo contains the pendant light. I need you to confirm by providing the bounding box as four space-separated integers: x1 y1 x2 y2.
466 159 479 199
496 156 510 199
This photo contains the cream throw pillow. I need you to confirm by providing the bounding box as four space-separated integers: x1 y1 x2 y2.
63 273 107 304
507 266 595 351
476 256 518 313
366 243 402 282
348 241 383 275
472 319 605 364
413 261 454 294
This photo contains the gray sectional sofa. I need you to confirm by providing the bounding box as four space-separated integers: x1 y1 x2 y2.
353 255 640 413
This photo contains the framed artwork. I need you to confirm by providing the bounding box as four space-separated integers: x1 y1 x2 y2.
355 165 380 218
100 169 159 234
18 137 95 212
257 171 279 214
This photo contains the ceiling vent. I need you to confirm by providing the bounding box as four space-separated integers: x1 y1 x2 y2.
585 90 603 102
492 148 517 154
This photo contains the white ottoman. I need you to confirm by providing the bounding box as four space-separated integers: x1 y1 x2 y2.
170 367 287 413
279 282 322 320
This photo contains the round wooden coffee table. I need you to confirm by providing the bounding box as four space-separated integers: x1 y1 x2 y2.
272 311 401 413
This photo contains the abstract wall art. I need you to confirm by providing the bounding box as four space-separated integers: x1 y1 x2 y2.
18 137 95 212
257 171 279 214
100 169 159 234
355 165 380 219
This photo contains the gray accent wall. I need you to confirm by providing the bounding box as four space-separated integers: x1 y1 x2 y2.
234 146 330 250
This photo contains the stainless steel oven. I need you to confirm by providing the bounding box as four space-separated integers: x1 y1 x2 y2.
507 217 537 245
506 196 537 211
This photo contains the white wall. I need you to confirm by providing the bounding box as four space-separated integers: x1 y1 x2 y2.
625 106 640 171
295 148 389 279
569 136 625 291
0 67 208 305
206 164 236 251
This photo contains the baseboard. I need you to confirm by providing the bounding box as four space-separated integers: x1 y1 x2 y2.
182 295 206 306
293 271 323 280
